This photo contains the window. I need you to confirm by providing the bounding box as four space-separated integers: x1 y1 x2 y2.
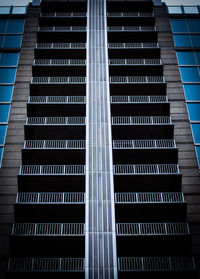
0 104 10 123
3 35 22 48
0 20 7 33
184 85 200 101
0 7 10 14
180 67 200 82
174 35 191 47
0 68 16 84
168 6 182 14
0 147 3 167
192 124 200 143
171 19 187 33
187 103 200 121
7 19 24 34
12 7 27 14
187 20 200 33
0 125 7 144
0 53 19 67
184 6 199 14
177 52 196 65
0 86 13 102
195 52 200 64
195 146 200 167
191 35 200 47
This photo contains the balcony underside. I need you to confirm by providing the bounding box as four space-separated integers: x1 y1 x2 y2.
106 1 153 12
110 83 166 95
108 31 157 43
118 270 197 279
32 65 86 77
109 65 163 76
39 17 87 26
35 48 86 59
41 1 87 12
107 17 155 26
37 32 86 43
108 48 160 59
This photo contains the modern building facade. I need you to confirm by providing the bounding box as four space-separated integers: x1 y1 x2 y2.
0 0 200 278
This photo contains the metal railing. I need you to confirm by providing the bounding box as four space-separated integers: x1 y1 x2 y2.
24 140 85 149
112 116 172 125
28 96 86 103
113 164 180 174
12 223 85 235
113 139 176 149
36 43 86 49
115 192 185 203
109 59 162 65
38 26 86 31
19 165 85 175
40 12 87 17
118 257 196 271
116 223 190 235
108 42 159 48
26 117 85 125
110 76 165 83
33 59 86 65
107 26 156 31
16 192 85 203
110 96 167 103
31 77 86 84
8 258 85 272
107 12 154 17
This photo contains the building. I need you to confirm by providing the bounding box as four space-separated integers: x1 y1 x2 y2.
0 0 199 278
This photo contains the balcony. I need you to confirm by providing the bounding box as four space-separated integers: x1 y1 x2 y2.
112 116 174 139
115 192 187 222
30 77 86 96
114 164 182 192
14 192 85 223
22 140 85 165
113 139 178 164
110 76 166 95
110 96 169 116
18 165 85 192
35 43 86 59
116 222 191 256
107 1 154 13
108 43 160 59
10 223 85 257
118 257 197 279
7 258 85 279
27 96 86 117
109 59 163 76
107 26 157 43
107 12 155 26
37 26 86 43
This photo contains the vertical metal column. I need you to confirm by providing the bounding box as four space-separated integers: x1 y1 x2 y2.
85 0 118 278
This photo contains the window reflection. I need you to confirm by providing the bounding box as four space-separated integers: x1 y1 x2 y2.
0 68 16 83
180 67 200 82
184 6 199 14
0 20 7 33
0 125 7 144
171 19 187 33
192 124 200 143
0 147 3 167
187 103 200 121
168 6 182 14
7 20 24 34
0 53 19 66
187 20 200 33
191 35 200 47
0 104 10 123
177 52 196 65
0 7 10 14
195 146 200 167
184 85 200 101
174 35 191 47
0 86 13 102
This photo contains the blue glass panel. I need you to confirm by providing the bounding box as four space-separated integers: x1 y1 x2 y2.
0 68 16 83
195 146 200 167
195 52 200 65
0 53 19 66
12 7 27 14
0 20 7 33
6 19 24 34
184 6 199 14
0 104 10 123
3 35 22 48
187 20 200 33
180 67 200 82
191 35 200 47
171 19 187 33
0 125 7 144
174 35 191 47
168 7 182 14
187 103 200 121
0 35 3 48
0 7 10 14
0 86 13 102
177 52 196 65
184 85 200 101
192 124 200 143
0 147 3 167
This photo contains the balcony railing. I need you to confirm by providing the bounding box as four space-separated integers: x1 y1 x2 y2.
36 43 86 49
115 192 185 203
33 59 86 65
118 257 196 271
107 12 154 17
16 192 85 203
26 117 85 125
113 139 176 149
116 223 190 235
108 42 159 48
114 164 180 174
28 96 86 103
19 165 85 175
8 258 85 272
12 223 85 235
38 26 86 31
24 140 85 149
110 76 165 83
107 26 156 31
112 116 172 125
111 96 167 103
109 59 162 65
31 77 86 84
40 12 87 17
